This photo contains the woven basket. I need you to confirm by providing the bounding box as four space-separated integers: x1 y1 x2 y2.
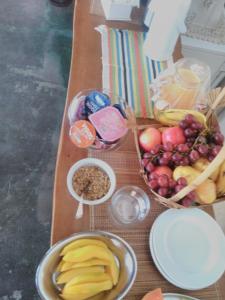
126 87 225 209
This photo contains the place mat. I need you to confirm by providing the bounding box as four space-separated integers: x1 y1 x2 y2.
96 25 169 119
88 132 224 300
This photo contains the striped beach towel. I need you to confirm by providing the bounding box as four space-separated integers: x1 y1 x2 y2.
96 25 170 118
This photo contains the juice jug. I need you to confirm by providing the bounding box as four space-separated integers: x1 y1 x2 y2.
151 58 211 112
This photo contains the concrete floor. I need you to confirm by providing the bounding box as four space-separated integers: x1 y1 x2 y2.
0 1 73 299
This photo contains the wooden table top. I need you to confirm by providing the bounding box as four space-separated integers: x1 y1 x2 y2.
51 0 181 246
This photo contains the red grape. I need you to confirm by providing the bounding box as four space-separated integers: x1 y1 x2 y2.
187 191 196 201
189 150 200 162
179 120 188 129
185 114 195 124
179 157 190 166
184 128 194 137
163 142 174 152
159 157 169 166
175 184 184 193
177 177 187 186
177 144 189 153
197 144 208 155
214 133 224 145
148 179 158 190
182 157 190 165
148 172 159 180
187 142 193 148
182 197 193 207
158 175 169 188
141 158 149 167
157 187 168 197
163 152 173 160
146 162 155 172
172 153 182 162
191 122 203 130
212 145 222 157
208 155 214 162
169 179 177 188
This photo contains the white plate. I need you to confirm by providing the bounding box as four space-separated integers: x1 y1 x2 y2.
150 209 225 290
150 223 194 290
163 293 199 300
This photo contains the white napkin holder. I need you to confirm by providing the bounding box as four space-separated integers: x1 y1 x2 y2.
101 0 140 21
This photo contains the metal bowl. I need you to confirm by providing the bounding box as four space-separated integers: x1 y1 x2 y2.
36 231 137 300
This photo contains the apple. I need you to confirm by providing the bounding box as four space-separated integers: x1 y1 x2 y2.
154 166 173 178
162 126 185 146
139 128 162 152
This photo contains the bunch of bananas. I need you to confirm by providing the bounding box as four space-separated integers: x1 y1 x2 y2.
56 238 119 300
155 109 207 128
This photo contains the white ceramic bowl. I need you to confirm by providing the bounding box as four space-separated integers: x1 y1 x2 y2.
67 158 116 205
36 231 137 300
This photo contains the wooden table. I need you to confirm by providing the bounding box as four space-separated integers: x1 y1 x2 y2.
50 1 225 299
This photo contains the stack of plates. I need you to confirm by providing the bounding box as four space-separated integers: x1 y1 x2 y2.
150 209 225 290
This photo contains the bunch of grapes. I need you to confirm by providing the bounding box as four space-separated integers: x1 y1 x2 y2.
148 173 196 207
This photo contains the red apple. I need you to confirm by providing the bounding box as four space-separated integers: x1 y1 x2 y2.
139 128 162 151
162 127 185 146
154 166 173 178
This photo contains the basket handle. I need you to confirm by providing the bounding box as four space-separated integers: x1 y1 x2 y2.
169 144 225 202
206 86 225 121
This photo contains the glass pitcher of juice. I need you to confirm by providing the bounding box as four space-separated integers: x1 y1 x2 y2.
151 58 211 113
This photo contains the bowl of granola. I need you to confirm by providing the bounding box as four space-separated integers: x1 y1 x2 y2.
67 158 116 205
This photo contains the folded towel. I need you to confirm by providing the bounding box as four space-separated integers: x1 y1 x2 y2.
144 0 191 61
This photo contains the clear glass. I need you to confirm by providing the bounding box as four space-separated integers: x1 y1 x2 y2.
151 58 211 114
109 186 150 225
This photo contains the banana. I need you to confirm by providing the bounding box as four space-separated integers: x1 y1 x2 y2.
60 239 108 256
63 245 113 263
60 259 109 272
61 280 113 300
65 272 111 287
216 160 225 196
156 109 207 127
56 266 105 285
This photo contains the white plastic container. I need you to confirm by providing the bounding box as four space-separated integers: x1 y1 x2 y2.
101 0 139 21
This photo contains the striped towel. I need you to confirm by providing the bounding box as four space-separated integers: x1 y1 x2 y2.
96 25 170 118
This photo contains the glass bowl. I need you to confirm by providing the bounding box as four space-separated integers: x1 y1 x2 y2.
68 89 129 151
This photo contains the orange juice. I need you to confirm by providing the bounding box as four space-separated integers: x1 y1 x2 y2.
156 58 210 110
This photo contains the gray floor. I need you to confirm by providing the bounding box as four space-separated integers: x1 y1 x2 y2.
0 1 73 298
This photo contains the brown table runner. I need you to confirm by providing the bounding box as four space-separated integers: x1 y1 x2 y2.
51 1 225 299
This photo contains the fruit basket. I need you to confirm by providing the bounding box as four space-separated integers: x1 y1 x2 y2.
128 88 225 209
